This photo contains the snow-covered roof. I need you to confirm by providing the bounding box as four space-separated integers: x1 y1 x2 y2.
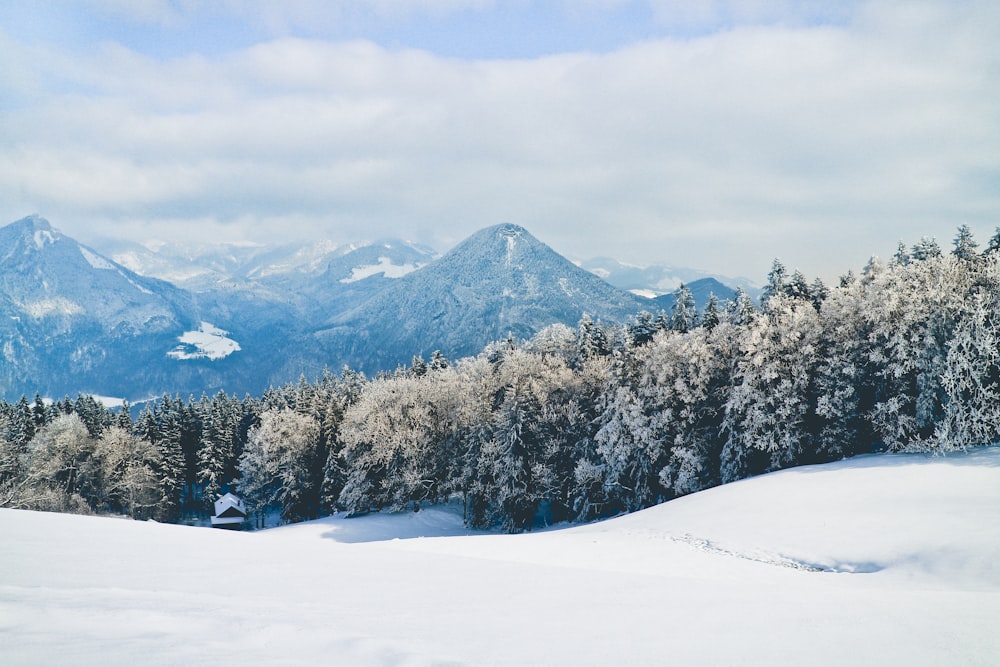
213 492 247 518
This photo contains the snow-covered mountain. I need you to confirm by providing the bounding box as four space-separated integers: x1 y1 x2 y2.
581 256 759 299
3 447 997 665
2 216 757 399
653 277 738 313
315 223 651 371
0 216 214 399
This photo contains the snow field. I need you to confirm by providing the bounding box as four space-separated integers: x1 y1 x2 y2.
2 448 999 666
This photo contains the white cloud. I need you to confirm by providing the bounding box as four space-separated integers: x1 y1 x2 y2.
0 1 998 281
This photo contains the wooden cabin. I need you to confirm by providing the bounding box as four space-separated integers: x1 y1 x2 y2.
210 492 247 529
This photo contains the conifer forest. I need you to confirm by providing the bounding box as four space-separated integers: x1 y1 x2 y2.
3 227 999 532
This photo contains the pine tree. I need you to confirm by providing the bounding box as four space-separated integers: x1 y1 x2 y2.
761 258 787 306
985 227 1000 256
701 295 721 331
911 236 942 261
32 393 49 429
952 224 978 262
669 285 698 333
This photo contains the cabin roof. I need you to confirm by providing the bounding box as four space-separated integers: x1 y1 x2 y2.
213 492 247 518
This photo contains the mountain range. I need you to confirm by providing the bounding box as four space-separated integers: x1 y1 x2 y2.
1 216 749 400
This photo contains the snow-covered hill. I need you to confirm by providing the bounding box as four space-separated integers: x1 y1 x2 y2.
3 448 998 666
316 223 651 371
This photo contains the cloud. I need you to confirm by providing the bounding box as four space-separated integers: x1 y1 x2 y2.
0 0 998 281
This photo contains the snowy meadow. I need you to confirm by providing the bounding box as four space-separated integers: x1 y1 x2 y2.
3 447 999 666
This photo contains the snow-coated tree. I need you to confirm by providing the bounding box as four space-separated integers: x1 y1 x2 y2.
952 224 978 262
669 285 699 333
237 408 321 525
466 348 581 531
95 426 162 519
809 277 829 311
985 227 1000 256
655 326 733 497
911 236 942 261
135 401 186 521
724 287 757 326
625 311 659 347
24 414 98 513
197 391 246 509
761 258 787 306
863 252 965 450
786 270 811 302
340 362 479 516
811 278 874 460
722 294 822 480
576 314 613 360
701 294 721 331
935 289 1000 450
591 335 669 515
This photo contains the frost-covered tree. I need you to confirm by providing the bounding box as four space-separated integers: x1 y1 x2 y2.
95 426 162 519
701 294 721 331
592 348 666 514
466 348 582 531
238 408 321 525
863 253 965 450
197 391 247 508
669 285 698 333
952 224 978 262
761 258 787 306
722 295 822 480
655 327 733 497
935 290 1000 450
22 414 98 513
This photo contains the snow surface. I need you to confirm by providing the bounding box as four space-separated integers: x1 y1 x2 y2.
339 256 421 283
79 246 115 270
20 297 84 318
167 322 241 360
2 449 999 666
33 229 55 249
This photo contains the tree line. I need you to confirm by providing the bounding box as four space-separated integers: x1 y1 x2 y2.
2 226 999 531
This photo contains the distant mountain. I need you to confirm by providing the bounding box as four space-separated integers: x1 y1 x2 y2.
0 216 207 398
3 217 755 400
580 256 759 299
652 277 737 313
315 224 650 371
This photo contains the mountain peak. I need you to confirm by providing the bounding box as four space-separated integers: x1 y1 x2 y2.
9 214 55 234
1 215 63 254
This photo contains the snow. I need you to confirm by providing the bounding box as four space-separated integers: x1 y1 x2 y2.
2 448 999 666
33 229 55 249
167 322 241 360
21 297 84 318
79 246 115 270
339 257 420 283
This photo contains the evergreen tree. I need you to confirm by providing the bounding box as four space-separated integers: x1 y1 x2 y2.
669 285 698 333
32 393 49 429
809 277 829 312
952 224 978 262
911 236 942 261
761 258 787 306
786 270 811 302
701 295 721 331
985 227 1000 256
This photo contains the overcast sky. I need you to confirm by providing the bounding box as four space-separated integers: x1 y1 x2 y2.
2 1 998 282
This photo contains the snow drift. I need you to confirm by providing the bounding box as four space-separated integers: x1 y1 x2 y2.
2 448 998 666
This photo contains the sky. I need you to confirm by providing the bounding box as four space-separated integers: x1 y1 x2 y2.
1 0 998 282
